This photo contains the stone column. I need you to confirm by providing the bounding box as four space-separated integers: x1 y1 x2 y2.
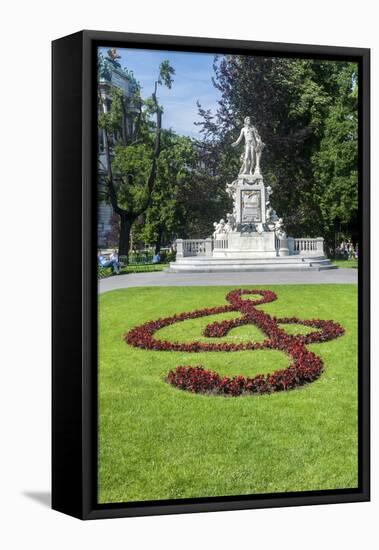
204 238 213 257
176 239 184 258
287 237 294 255
316 237 324 255
279 236 290 257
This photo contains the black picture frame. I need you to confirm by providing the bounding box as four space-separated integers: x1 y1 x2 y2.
52 30 370 520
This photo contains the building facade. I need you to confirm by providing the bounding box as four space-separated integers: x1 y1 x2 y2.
97 49 140 247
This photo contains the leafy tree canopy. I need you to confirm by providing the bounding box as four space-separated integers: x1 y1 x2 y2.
197 55 358 246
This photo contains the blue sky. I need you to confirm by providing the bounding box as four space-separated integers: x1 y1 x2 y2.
99 47 220 138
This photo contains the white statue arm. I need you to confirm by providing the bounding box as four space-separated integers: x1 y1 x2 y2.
232 128 244 147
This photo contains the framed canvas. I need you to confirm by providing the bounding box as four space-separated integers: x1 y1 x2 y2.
52 30 370 520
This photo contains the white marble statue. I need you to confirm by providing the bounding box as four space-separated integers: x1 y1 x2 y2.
266 202 278 223
213 219 226 238
266 203 273 222
232 116 264 176
226 180 237 201
274 218 286 239
265 185 273 200
225 212 236 232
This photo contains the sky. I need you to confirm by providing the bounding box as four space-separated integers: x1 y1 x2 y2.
99 46 221 138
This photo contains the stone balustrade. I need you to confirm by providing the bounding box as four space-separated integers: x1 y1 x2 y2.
176 238 213 258
291 237 324 255
213 238 229 250
176 236 324 258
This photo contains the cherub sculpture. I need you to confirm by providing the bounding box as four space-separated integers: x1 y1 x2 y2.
274 218 286 239
213 219 226 238
225 213 236 233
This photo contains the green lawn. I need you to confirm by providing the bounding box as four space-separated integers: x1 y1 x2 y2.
98 263 168 279
98 284 358 503
331 259 358 269
122 263 168 274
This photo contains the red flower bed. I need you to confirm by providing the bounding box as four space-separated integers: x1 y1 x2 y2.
125 289 344 397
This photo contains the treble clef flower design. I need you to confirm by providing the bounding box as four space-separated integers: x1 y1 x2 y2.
125 289 344 397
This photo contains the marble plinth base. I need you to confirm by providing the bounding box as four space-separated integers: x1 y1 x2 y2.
213 231 277 259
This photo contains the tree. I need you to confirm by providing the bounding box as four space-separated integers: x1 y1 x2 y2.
133 138 232 247
197 56 358 246
312 65 358 245
98 59 175 257
174 142 231 239
135 133 196 253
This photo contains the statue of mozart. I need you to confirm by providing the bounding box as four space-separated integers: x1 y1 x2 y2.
232 116 264 176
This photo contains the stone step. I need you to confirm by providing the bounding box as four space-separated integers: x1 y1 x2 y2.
168 256 336 273
173 255 327 264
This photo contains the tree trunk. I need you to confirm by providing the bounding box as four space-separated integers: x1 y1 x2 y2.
155 228 163 255
119 215 133 258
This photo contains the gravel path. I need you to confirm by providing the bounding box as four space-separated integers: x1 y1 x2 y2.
99 268 357 293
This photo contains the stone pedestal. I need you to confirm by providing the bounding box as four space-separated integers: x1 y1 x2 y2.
213 231 277 259
232 175 267 227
